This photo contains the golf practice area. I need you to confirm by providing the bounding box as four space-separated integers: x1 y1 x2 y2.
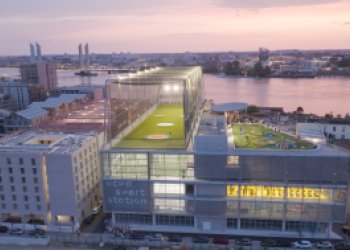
115 103 185 149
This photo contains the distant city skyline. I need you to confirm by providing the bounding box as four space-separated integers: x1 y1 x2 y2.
1 0 350 55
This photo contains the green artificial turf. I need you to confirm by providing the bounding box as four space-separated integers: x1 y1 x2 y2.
233 124 315 149
115 103 185 149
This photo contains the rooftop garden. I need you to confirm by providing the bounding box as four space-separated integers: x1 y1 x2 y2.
233 123 315 149
115 103 185 149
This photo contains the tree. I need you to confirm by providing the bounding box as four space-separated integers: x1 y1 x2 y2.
247 105 259 114
224 60 241 75
254 62 271 77
325 112 333 119
296 106 304 114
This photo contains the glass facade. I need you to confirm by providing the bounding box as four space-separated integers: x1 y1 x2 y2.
285 221 328 233
227 184 346 204
155 214 194 227
154 199 186 212
103 153 148 179
102 151 348 234
240 219 282 230
151 154 194 180
115 213 152 225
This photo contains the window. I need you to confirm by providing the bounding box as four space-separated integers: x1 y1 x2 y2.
32 168 37 175
13 204 18 209
9 176 14 183
20 168 25 174
37 205 41 210
154 199 185 211
36 196 40 202
333 126 336 132
25 204 30 210
21 177 26 183
155 214 194 227
0 176 2 182
0 194 4 201
227 218 238 229
12 195 17 201
8 167 13 174
6 158 11 164
34 186 39 193
285 221 327 233
1 204 5 209
11 186 15 192
0 185 3 192
227 156 239 168
241 219 282 231
33 177 38 184
185 184 194 195
22 186 27 192
24 195 28 201
115 213 152 225
153 183 185 195
19 158 23 165
31 158 36 166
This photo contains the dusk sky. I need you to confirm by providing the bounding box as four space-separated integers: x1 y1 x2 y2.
1 0 350 55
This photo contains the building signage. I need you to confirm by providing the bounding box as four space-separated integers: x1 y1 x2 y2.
227 185 333 202
103 180 150 212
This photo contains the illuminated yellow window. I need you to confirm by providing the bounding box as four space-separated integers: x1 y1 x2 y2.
227 185 239 197
227 156 239 168
227 185 332 203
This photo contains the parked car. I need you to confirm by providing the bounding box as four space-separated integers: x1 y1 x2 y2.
193 236 209 243
28 228 45 236
130 233 144 240
276 240 293 247
316 241 333 249
168 235 182 242
0 226 8 233
261 239 277 247
213 236 229 245
113 232 125 239
342 226 350 235
236 238 252 246
294 240 313 249
9 228 25 235
147 233 164 241
335 242 350 250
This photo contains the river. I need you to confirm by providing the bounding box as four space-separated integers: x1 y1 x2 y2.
1 67 349 116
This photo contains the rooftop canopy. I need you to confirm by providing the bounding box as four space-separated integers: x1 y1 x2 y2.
211 102 249 113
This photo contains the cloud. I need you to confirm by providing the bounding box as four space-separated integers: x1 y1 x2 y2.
213 0 342 9
0 0 188 18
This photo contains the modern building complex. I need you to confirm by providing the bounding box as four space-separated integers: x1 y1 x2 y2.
0 131 102 231
101 66 350 238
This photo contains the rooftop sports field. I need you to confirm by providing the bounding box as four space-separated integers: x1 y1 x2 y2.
233 124 315 150
115 103 185 149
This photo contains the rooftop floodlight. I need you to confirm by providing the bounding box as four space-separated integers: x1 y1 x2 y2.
164 85 171 92
173 84 179 92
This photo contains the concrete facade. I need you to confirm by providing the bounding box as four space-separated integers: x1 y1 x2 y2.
0 132 101 231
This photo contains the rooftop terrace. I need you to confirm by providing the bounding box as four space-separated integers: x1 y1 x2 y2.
233 123 315 150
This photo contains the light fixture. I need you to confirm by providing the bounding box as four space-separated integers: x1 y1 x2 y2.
164 85 170 92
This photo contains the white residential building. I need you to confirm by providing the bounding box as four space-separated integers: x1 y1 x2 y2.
297 122 350 141
0 131 102 231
